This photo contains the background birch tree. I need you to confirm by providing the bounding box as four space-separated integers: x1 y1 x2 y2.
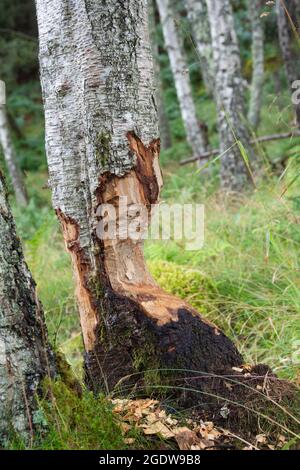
150 0 172 150
248 0 265 130
156 0 209 163
0 170 55 445
184 0 214 95
276 0 300 127
205 0 253 191
0 104 28 206
36 0 241 393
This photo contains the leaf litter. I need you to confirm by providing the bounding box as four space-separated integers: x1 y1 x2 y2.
110 395 288 450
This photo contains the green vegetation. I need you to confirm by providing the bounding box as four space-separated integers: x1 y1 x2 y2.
20 152 300 383
2 82 298 448
1 0 300 450
9 380 145 450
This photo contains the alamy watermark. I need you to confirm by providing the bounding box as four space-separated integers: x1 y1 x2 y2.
292 80 300 105
95 197 204 251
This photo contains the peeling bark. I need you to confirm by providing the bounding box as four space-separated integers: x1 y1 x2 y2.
36 0 241 394
0 171 55 445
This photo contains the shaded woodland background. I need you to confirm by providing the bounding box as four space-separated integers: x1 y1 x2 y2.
0 0 300 449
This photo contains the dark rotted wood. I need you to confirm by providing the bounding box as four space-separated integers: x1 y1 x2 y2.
84 288 242 395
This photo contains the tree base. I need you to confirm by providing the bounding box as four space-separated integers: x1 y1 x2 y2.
84 288 242 395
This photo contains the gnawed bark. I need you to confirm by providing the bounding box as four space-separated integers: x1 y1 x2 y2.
248 0 265 130
36 0 241 394
0 105 28 206
0 170 55 445
206 0 253 191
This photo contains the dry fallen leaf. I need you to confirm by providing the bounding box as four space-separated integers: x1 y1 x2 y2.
111 397 232 451
175 428 200 451
225 381 234 391
256 434 267 444
120 422 131 434
165 416 178 426
232 367 243 373
145 412 161 425
220 404 230 418
143 421 175 439
124 438 136 445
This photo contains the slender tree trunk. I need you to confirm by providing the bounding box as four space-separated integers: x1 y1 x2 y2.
36 0 241 394
206 0 252 191
150 1 172 151
276 0 300 126
0 105 28 206
273 69 283 98
0 170 55 445
184 0 214 95
156 0 208 163
248 0 265 130
155 68 172 151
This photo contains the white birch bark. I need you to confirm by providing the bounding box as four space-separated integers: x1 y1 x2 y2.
184 0 214 94
0 171 55 445
276 0 300 126
206 0 252 191
0 105 28 206
156 0 208 161
248 0 265 130
36 0 241 391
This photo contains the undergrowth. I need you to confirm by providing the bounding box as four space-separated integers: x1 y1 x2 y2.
6 84 300 449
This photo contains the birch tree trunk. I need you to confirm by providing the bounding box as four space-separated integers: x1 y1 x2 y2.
156 0 208 162
150 1 172 151
0 105 28 206
276 0 300 126
36 0 241 394
184 0 214 95
248 0 265 130
155 66 172 151
0 170 55 445
206 0 252 191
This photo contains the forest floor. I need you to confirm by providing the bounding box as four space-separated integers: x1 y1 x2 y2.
9 157 300 450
